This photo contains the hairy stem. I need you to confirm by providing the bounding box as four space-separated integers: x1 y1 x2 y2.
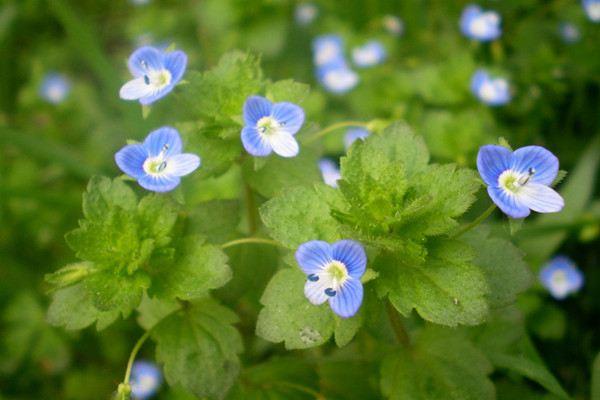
123 330 152 385
451 204 497 238
386 300 410 347
221 237 282 250
303 121 368 144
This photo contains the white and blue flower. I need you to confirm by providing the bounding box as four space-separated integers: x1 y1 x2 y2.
241 96 305 158
115 126 200 192
471 70 511 106
316 60 359 94
383 15 404 37
318 159 341 188
352 41 386 68
559 22 581 43
540 256 584 300
344 128 370 150
119 46 187 105
583 0 600 22
460 5 501 41
295 3 318 26
130 361 162 399
477 145 564 219
296 240 366 318
312 35 345 67
40 73 71 104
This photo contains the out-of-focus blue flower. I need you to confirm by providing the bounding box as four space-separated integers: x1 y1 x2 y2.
130 361 162 399
382 15 404 36
316 60 359 94
130 0 151 5
583 0 600 22
352 41 387 68
241 95 304 158
559 22 581 43
471 70 511 106
539 256 584 299
344 128 370 150
312 35 344 67
115 126 200 192
318 159 341 188
296 240 366 318
295 3 318 26
119 46 187 105
477 145 564 219
460 5 501 41
40 73 71 104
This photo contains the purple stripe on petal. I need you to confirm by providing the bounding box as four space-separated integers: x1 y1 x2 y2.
295 240 332 275
329 278 363 318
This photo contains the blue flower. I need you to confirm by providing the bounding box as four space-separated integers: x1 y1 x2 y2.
539 256 584 300
477 145 564 219
295 3 318 26
559 22 581 43
471 70 511 106
460 5 501 41
115 126 200 192
130 361 162 399
119 46 187 105
352 41 387 68
40 73 71 104
583 0 600 22
241 96 305 158
312 35 345 67
316 60 359 94
344 128 370 150
318 159 341 188
383 15 404 37
296 240 366 318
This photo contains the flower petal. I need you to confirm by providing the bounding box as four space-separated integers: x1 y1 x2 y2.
241 126 272 157
516 183 564 214
143 127 182 157
304 278 329 305
331 240 366 279
138 174 181 192
329 278 363 318
271 102 305 135
127 46 164 77
487 186 530 219
295 240 333 275
165 153 200 177
511 146 559 185
269 131 299 158
163 50 187 84
119 77 156 100
243 96 272 126
115 144 147 179
477 145 512 186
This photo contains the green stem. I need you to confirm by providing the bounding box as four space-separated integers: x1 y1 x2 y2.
303 121 368 144
244 183 258 235
123 330 152 385
221 237 282 250
451 204 497 238
386 300 410 347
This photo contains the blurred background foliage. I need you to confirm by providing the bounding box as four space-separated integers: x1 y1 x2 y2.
0 0 599 399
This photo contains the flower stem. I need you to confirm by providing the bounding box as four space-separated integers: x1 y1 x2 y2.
220 237 282 250
123 330 152 385
451 204 497 239
303 121 368 144
386 300 410 347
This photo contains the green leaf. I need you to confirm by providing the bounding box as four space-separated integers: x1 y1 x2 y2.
150 236 232 301
256 268 361 349
82 176 137 221
47 284 119 330
265 79 310 104
379 239 489 327
187 200 240 244
463 227 532 308
151 299 243 400
592 352 600 400
137 194 179 246
136 295 180 330
260 185 342 248
44 261 96 290
380 326 494 400
83 270 149 313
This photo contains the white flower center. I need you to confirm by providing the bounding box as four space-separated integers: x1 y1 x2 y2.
315 42 340 66
47 84 66 102
142 145 170 176
307 260 349 297
479 80 498 102
354 47 379 65
323 69 358 92
550 270 570 297
144 68 172 90
256 116 282 136
498 168 535 193
587 3 600 21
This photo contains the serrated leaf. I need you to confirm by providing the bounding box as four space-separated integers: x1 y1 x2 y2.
380 326 494 400
82 176 137 221
551 170 568 187
151 299 243 400
137 194 179 246
136 295 180 330
256 268 361 349
83 270 149 314
265 79 310 104
260 185 341 248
